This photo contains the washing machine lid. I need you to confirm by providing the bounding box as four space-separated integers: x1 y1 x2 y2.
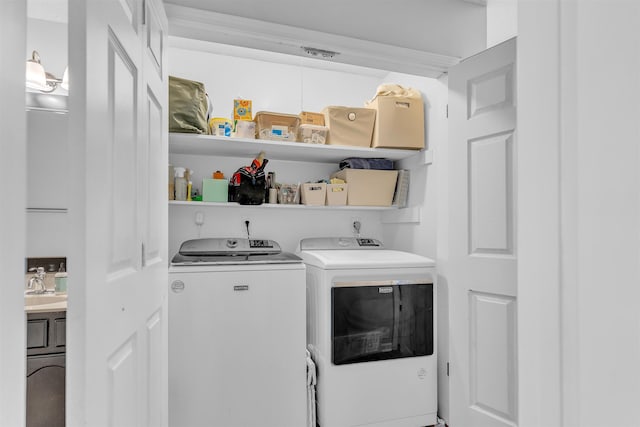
298 249 435 269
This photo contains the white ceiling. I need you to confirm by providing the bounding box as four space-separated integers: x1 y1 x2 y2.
164 0 487 60
26 0 488 76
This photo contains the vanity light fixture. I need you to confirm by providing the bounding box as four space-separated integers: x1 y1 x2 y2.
26 50 67 93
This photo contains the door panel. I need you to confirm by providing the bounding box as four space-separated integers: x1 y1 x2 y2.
108 32 138 274
107 338 137 427
449 38 517 427
469 292 517 424
146 310 164 427
468 64 515 119
469 131 515 255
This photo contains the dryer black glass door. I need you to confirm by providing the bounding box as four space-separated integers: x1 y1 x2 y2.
331 282 433 365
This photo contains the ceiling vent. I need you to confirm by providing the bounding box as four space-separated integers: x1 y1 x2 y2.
301 47 340 59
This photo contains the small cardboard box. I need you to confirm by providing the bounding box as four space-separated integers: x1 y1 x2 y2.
299 111 325 126
301 183 327 206
234 99 252 121
322 106 376 147
325 183 348 206
366 88 425 150
330 169 398 206
202 178 229 202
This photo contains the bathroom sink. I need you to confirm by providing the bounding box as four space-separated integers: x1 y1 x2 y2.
24 293 67 312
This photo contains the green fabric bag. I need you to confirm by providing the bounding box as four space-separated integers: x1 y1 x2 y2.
168 76 210 134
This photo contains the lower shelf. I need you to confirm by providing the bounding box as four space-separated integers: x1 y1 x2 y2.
168 200 398 211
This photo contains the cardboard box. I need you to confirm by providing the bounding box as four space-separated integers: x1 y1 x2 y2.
367 92 425 150
202 178 229 202
255 111 300 141
301 183 327 206
299 111 325 126
325 183 348 206
330 169 398 206
322 106 376 147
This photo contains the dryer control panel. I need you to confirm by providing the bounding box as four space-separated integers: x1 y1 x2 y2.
299 237 384 251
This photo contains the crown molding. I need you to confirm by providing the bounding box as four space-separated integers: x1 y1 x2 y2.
165 4 459 78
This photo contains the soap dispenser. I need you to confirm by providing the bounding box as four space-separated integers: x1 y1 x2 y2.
54 262 67 294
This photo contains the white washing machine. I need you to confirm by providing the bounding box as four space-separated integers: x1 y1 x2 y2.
169 238 307 427
298 237 437 427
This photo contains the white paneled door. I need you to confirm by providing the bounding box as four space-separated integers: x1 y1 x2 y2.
67 0 168 426
448 38 517 427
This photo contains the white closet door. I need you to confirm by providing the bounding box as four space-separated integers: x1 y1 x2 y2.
448 38 518 427
67 0 168 425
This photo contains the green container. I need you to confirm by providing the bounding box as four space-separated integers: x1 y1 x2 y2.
202 178 229 202
54 272 67 293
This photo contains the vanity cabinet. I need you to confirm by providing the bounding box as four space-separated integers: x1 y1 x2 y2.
26 311 66 427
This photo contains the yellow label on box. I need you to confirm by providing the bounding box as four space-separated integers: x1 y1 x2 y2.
234 99 252 121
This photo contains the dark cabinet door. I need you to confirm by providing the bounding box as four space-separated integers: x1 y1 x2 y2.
26 354 65 427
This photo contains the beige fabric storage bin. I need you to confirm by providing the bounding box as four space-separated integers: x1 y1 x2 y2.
330 169 398 206
322 106 376 147
301 183 327 206
365 84 425 150
325 183 348 206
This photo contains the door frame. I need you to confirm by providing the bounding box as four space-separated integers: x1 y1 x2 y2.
517 1 564 426
0 2 27 426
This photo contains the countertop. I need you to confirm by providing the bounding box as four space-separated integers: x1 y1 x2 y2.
24 294 67 313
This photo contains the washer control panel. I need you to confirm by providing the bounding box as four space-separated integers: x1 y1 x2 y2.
178 238 281 255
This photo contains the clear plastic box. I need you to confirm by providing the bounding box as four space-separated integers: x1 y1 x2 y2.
277 183 300 204
255 111 300 141
297 124 328 144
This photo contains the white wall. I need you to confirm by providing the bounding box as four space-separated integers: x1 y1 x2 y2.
25 18 69 259
168 41 443 257
487 0 517 49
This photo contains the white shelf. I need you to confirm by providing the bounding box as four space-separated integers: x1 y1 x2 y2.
169 133 425 163
169 200 398 211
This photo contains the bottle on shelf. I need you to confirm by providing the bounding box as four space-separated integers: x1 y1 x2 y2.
174 167 188 201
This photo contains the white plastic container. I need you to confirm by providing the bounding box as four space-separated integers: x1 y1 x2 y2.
174 167 188 201
301 183 327 205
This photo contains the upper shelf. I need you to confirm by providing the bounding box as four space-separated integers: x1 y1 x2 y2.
169 133 424 163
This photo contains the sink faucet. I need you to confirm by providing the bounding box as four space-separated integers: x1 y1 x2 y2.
27 267 47 294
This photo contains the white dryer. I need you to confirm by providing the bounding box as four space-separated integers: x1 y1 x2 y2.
169 238 306 427
298 237 437 427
